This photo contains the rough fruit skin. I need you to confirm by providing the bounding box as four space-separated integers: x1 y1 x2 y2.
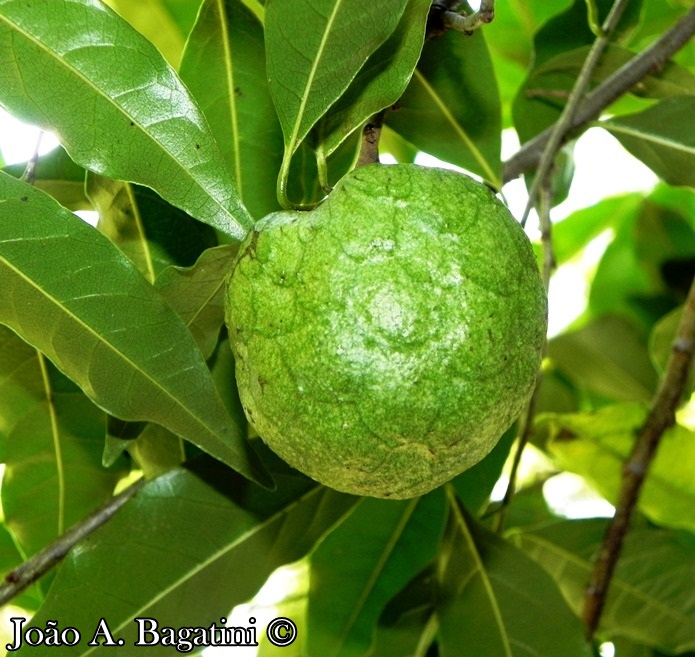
226 164 547 499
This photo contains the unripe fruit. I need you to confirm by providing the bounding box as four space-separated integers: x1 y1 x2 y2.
226 164 547 498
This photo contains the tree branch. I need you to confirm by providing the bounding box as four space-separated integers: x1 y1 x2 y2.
583 275 695 639
521 0 630 225
0 478 145 606
503 7 695 184
494 187 553 533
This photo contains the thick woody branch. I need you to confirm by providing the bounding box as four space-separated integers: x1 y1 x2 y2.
583 275 695 639
503 7 695 184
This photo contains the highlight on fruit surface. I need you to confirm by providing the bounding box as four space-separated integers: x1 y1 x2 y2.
225 164 547 499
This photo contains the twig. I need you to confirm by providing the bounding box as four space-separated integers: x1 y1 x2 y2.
0 478 145 606
504 7 695 184
583 275 695 639
356 111 386 167
20 131 43 185
442 0 494 33
520 0 631 226
494 187 553 533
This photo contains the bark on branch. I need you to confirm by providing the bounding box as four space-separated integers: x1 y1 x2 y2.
583 276 695 639
503 7 695 184
0 478 145 606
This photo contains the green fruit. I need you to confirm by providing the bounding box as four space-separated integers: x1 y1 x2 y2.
226 164 547 499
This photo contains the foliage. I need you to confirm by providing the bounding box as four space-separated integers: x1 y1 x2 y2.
0 0 693 656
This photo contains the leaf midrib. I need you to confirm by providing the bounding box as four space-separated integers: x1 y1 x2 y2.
603 121 695 154
286 0 345 154
413 69 500 186
80 485 331 657
216 0 243 194
449 492 513 657
37 350 66 536
520 533 695 632
331 498 419 657
0 253 235 458
0 10 242 231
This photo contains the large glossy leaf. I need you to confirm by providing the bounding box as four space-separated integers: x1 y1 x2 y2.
0 0 253 239
306 490 446 657
0 522 43 613
180 0 284 220
0 326 127 563
265 0 409 201
541 403 695 532
314 0 430 160
24 461 357 656
0 171 270 488
602 96 695 187
386 29 502 187
370 569 437 657
436 498 591 657
515 519 695 652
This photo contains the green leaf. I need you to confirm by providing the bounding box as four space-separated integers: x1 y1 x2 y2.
314 0 430 160
116 423 185 479
0 0 253 239
0 172 270 488
386 29 502 187
156 245 238 360
180 0 284 220
306 490 446 657
0 325 127 563
649 308 681 374
515 519 695 652
552 193 642 265
25 461 357 657
601 96 695 187
588 194 695 330
380 124 420 163
548 315 658 403
265 0 409 203
436 497 591 657
541 403 695 531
